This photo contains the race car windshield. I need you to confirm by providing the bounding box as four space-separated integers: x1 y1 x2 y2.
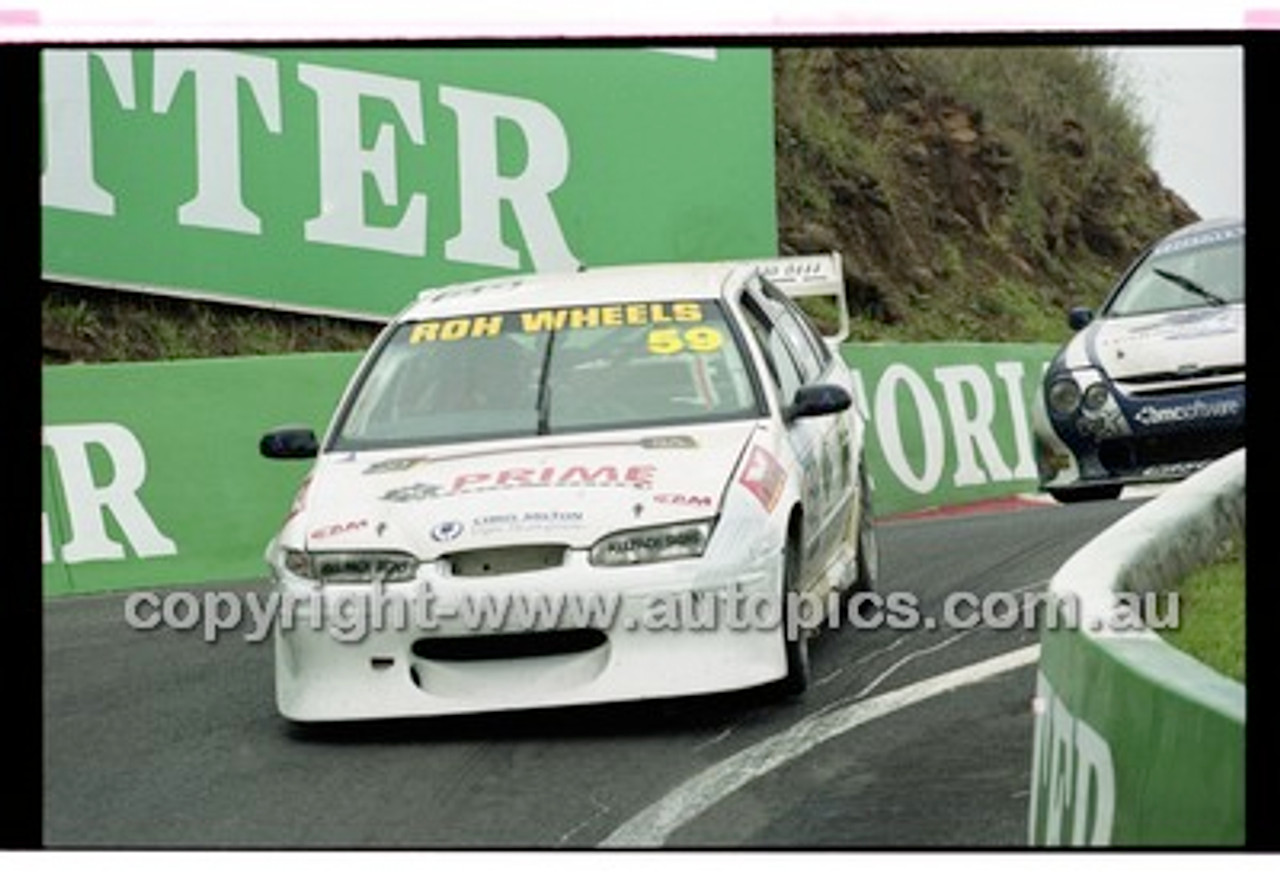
332 300 765 449
1105 231 1244 317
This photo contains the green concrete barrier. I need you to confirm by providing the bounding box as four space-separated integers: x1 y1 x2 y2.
42 353 361 595
1027 450 1246 846
43 341 1057 596
840 342 1055 516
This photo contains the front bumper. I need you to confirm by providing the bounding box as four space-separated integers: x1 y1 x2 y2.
273 549 788 721
1035 381 1245 492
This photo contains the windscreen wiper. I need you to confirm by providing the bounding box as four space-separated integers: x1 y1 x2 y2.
1152 267 1228 306
535 330 557 435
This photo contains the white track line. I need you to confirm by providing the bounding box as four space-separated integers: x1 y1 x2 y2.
599 644 1040 848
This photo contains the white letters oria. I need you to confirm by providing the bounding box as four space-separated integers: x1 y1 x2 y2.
873 363 945 494
855 359 1039 497
934 363 1016 485
42 423 177 565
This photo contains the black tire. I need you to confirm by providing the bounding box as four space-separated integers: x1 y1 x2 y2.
779 537 810 697
851 463 878 594
1048 484 1122 504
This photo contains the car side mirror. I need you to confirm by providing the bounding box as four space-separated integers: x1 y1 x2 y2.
786 383 852 422
1067 306 1094 331
260 426 319 459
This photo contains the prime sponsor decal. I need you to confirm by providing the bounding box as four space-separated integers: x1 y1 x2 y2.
382 463 657 501
363 435 698 478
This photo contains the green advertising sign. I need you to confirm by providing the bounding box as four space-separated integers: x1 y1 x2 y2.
41 48 777 318
1030 632 1245 846
42 353 361 595
841 342 1055 516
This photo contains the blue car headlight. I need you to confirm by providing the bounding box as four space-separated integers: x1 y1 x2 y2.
1082 381 1111 412
1047 377 1082 416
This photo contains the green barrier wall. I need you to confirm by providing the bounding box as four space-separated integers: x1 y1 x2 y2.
1026 452 1246 846
840 342 1055 516
42 48 776 317
43 353 361 595
1030 634 1245 846
43 342 1056 596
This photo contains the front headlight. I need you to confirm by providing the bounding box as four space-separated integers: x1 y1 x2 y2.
1082 381 1111 412
1047 377 1082 416
281 548 418 583
589 520 714 567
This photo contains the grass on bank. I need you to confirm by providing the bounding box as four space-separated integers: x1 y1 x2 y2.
1158 532 1245 683
43 284 381 364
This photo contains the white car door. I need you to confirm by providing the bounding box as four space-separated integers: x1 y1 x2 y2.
739 280 849 587
762 279 858 568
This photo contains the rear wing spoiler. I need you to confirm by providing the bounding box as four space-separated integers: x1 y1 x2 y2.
752 252 849 347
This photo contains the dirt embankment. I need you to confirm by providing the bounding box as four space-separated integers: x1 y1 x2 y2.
774 47 1197 341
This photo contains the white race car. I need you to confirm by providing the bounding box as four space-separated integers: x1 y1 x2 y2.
260 254 877 722
1033 218 1245 502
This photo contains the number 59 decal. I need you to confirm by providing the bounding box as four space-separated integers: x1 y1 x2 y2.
647 326 723 355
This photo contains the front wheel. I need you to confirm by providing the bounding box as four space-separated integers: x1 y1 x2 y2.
852 463 878 594
1048 484 1121 504
778 538 810 697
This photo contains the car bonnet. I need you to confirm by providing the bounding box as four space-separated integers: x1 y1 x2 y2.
290 421 762 559
1088 304 1244 380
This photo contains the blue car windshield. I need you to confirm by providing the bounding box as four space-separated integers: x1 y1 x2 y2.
1105 229 1244 317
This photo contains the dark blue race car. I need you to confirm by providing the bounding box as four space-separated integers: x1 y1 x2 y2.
1032 218 1244 502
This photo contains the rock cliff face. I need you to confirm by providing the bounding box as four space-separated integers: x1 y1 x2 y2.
773 47 1198 341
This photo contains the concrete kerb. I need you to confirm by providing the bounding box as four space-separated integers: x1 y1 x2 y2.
1030 448 1246 846
1051 448 1245 716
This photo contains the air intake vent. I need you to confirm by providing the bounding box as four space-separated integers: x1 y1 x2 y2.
445 545 568 576
411 629 607 661
1114 365 1244 397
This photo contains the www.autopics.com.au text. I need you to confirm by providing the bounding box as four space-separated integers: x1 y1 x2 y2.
122 585 1180 644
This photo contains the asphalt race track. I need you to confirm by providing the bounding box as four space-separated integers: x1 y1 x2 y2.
43 498 1144 849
